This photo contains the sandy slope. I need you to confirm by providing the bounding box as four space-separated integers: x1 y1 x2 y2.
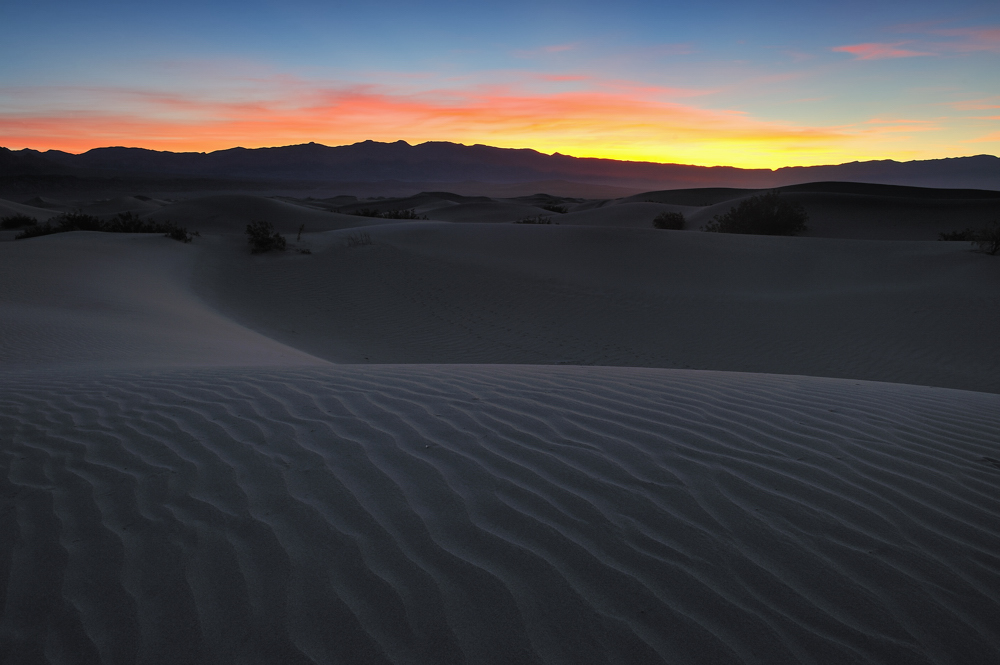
0 198 62 244
685 191 1000 240
0 198 61 222
79 196 168 217
556 202 695 228
424 201 552 223
0 232 325 370
198 222 1000 393
2 365 998 664
148 195 382 234
2 192 1000 664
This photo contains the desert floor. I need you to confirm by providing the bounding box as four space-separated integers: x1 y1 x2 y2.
2 183 999 664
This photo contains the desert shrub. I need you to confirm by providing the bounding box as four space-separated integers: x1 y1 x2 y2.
106 213 195 242
653 211 685 230
940 221 1000 254
514 215 554 225
55 212 104 232
14 210 195 242
938 229 977 241
973 220 1000 255
346 232 373 247
703 191 808 236
103 211 154 233
163 225 196 243
350 208 427 220
540 204 568 214
382 208 427 220
15 223 58 239
245 221 286 253
1 213 38 229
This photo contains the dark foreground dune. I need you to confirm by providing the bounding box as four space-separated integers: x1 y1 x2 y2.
2 180 1000 664
2 366 999 664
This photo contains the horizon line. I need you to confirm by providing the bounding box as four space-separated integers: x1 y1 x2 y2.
7 140 999 172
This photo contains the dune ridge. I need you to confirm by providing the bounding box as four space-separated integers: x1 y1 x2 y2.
0 232 326 371
2 365 998 664
197 223 1000 393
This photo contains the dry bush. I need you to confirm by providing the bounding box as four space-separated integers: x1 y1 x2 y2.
703 192 807 236
1 213 37 229
346 232 373 247
653 211 685 230
351 208 427 220
245 220 286 253
15 211 194 242
973 221 1000 255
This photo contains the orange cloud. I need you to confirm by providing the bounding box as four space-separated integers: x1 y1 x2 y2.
951 97 1000 111
965 131 1000 143
0 77 992 168
833 42 934 59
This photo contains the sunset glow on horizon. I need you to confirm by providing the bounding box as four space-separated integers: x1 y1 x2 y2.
2 1 998 169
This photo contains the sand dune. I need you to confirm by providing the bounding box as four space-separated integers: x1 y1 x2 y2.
423 201 553 223
198 222 1000 393
557 202 696 228
1 365 998 663
0 232 325 370
78 196 168 216
686 192 1000 240
3 180 1000 664
0 197 61 222
150 194 382 234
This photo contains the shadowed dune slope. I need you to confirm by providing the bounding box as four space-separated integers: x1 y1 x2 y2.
0 198 61 222
621 181 1000 206
424 201 551 223
150 195 384 234
618 187 754 206
0 232 326 370
197 222 1000 393
1 365 998 664
557 202 696 228
80 196 168 216
686 192 1000 240
334 193 492 215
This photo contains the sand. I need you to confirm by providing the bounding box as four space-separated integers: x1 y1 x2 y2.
2 182 999 664
198 222 1000 393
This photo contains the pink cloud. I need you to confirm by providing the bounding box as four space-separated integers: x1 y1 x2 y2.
833 42 934 60
539 74 590 82
883 22 1000 54
930 27 1000 52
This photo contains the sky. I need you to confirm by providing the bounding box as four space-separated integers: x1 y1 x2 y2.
1 0 998 168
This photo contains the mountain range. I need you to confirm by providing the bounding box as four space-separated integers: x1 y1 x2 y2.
2 141 999 192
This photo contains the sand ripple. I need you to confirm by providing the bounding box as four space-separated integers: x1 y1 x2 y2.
1 366 998 664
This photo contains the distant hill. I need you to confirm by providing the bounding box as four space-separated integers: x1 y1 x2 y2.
4 141 1000 191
